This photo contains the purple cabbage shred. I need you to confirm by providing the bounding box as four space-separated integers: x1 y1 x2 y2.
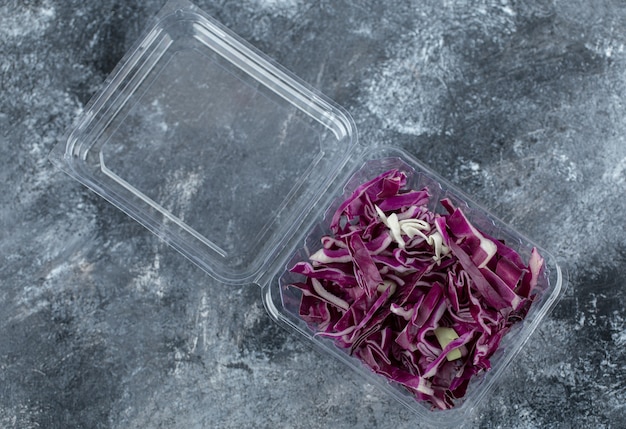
289 169 546 410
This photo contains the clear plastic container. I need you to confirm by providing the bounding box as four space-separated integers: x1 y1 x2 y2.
50 0 566 426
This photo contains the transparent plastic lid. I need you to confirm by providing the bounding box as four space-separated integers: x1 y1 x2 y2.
50 0 356 284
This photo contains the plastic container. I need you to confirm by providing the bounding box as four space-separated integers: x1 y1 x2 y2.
50 0 566 426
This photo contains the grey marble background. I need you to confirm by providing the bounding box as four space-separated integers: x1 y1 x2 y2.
2 0 626 428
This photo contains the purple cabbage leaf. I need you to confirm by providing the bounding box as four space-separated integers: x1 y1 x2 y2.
288 169 547 410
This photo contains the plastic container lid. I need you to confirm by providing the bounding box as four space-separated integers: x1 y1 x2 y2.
50 0 356 285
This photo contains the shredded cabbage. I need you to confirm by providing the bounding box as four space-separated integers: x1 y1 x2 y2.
289 169 545 410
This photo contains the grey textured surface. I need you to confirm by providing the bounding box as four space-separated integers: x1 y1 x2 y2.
1 0 626 428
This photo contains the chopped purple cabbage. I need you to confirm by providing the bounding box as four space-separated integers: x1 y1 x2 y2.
289 169 545 410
